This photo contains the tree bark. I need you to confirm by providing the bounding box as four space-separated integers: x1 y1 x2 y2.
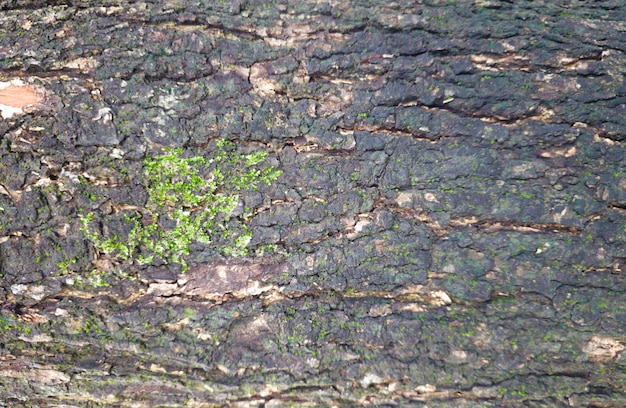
0 1 625 406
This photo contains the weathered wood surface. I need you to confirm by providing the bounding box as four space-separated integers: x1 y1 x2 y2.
1 1 626 406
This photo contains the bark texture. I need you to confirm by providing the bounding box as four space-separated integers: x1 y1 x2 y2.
1 1 626 406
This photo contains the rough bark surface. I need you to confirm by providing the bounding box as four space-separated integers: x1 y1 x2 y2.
1 1 626 407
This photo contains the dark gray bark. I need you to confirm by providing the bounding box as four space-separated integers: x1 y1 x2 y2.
0 1 625 406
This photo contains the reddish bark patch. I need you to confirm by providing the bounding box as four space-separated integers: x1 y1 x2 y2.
0 84 41 108
180 260 286 297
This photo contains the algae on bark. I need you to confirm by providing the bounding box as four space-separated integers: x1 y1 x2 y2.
80 139 281 272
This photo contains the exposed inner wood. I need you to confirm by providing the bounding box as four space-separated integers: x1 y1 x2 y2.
0 84 41 108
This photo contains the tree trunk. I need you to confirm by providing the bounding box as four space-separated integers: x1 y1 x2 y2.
1 1 625 406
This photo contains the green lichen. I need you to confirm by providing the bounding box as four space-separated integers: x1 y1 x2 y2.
80 139 281 272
